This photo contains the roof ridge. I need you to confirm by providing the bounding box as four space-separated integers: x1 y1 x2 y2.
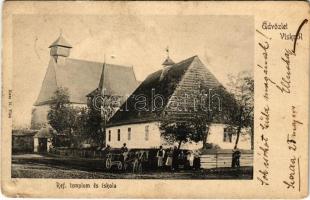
66 58 133 68
145 55 197 80
172 55 197 66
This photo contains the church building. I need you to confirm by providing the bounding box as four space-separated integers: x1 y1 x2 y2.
31 35 139 129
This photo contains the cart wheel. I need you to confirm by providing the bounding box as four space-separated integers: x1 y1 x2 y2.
105 158 112 169
117 162 123 170
133 159 139 173
137 163 143 173
123 163 128 171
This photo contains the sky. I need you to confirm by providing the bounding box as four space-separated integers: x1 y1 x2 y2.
12 15 253 128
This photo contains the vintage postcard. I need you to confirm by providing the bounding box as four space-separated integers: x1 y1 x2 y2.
1 1 309 198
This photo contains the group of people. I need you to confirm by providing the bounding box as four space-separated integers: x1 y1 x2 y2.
156 146 201 171
104 143 201 171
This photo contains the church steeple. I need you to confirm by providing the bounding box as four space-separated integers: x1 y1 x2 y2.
162 46 175 67
49 34 72 62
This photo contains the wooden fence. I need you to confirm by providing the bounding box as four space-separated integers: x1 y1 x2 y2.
49 148 107 159
49 148 253 170
200 151 253 169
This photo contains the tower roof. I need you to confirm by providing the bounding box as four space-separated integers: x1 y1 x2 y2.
49 35 72 48
162 56 175 66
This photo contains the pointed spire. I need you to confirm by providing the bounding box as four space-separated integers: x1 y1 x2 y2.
49 34 72 48
162 57 175 66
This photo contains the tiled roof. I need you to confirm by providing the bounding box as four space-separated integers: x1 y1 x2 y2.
107 56 199 126
12 129 38 136
107 55 229 127
34 58 139 106
34 127 55 138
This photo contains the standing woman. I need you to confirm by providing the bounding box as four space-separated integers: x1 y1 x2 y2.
187 151 194 169
165 147 173 170
156 146 165 169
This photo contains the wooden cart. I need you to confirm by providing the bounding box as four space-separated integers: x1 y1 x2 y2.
105 149 149 173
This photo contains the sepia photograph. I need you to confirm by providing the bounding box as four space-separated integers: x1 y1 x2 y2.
11 14 254 180
2 1 309 198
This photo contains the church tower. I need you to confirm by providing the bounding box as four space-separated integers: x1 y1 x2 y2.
162 47 175 67
49 34 72 62
160 47 175 80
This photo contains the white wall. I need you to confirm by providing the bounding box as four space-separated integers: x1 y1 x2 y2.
34 138 39 152
47 139 52 152
106 122 161 149
160 123 251 150
207 123 251 150
106 122 251 150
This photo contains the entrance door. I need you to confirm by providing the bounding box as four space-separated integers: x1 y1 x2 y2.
38 138 47 153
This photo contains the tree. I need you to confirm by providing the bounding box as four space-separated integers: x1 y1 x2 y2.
47 87 76 147
47 87 118 148
71 107 89 147
227 71 254 150
86 93 121 147
157 61 242 149
160 116 207 150
85 97 104 147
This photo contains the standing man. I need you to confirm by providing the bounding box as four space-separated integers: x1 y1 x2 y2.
121 143 129 162
172 146 179 171
156 146 165 169
121 143 128 153
231 149 241 168
104 145 111 152
193 151 201 170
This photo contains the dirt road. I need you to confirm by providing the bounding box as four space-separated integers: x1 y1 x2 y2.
12 154 253 179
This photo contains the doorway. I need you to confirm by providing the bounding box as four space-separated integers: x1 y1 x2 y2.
38 138 47 153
